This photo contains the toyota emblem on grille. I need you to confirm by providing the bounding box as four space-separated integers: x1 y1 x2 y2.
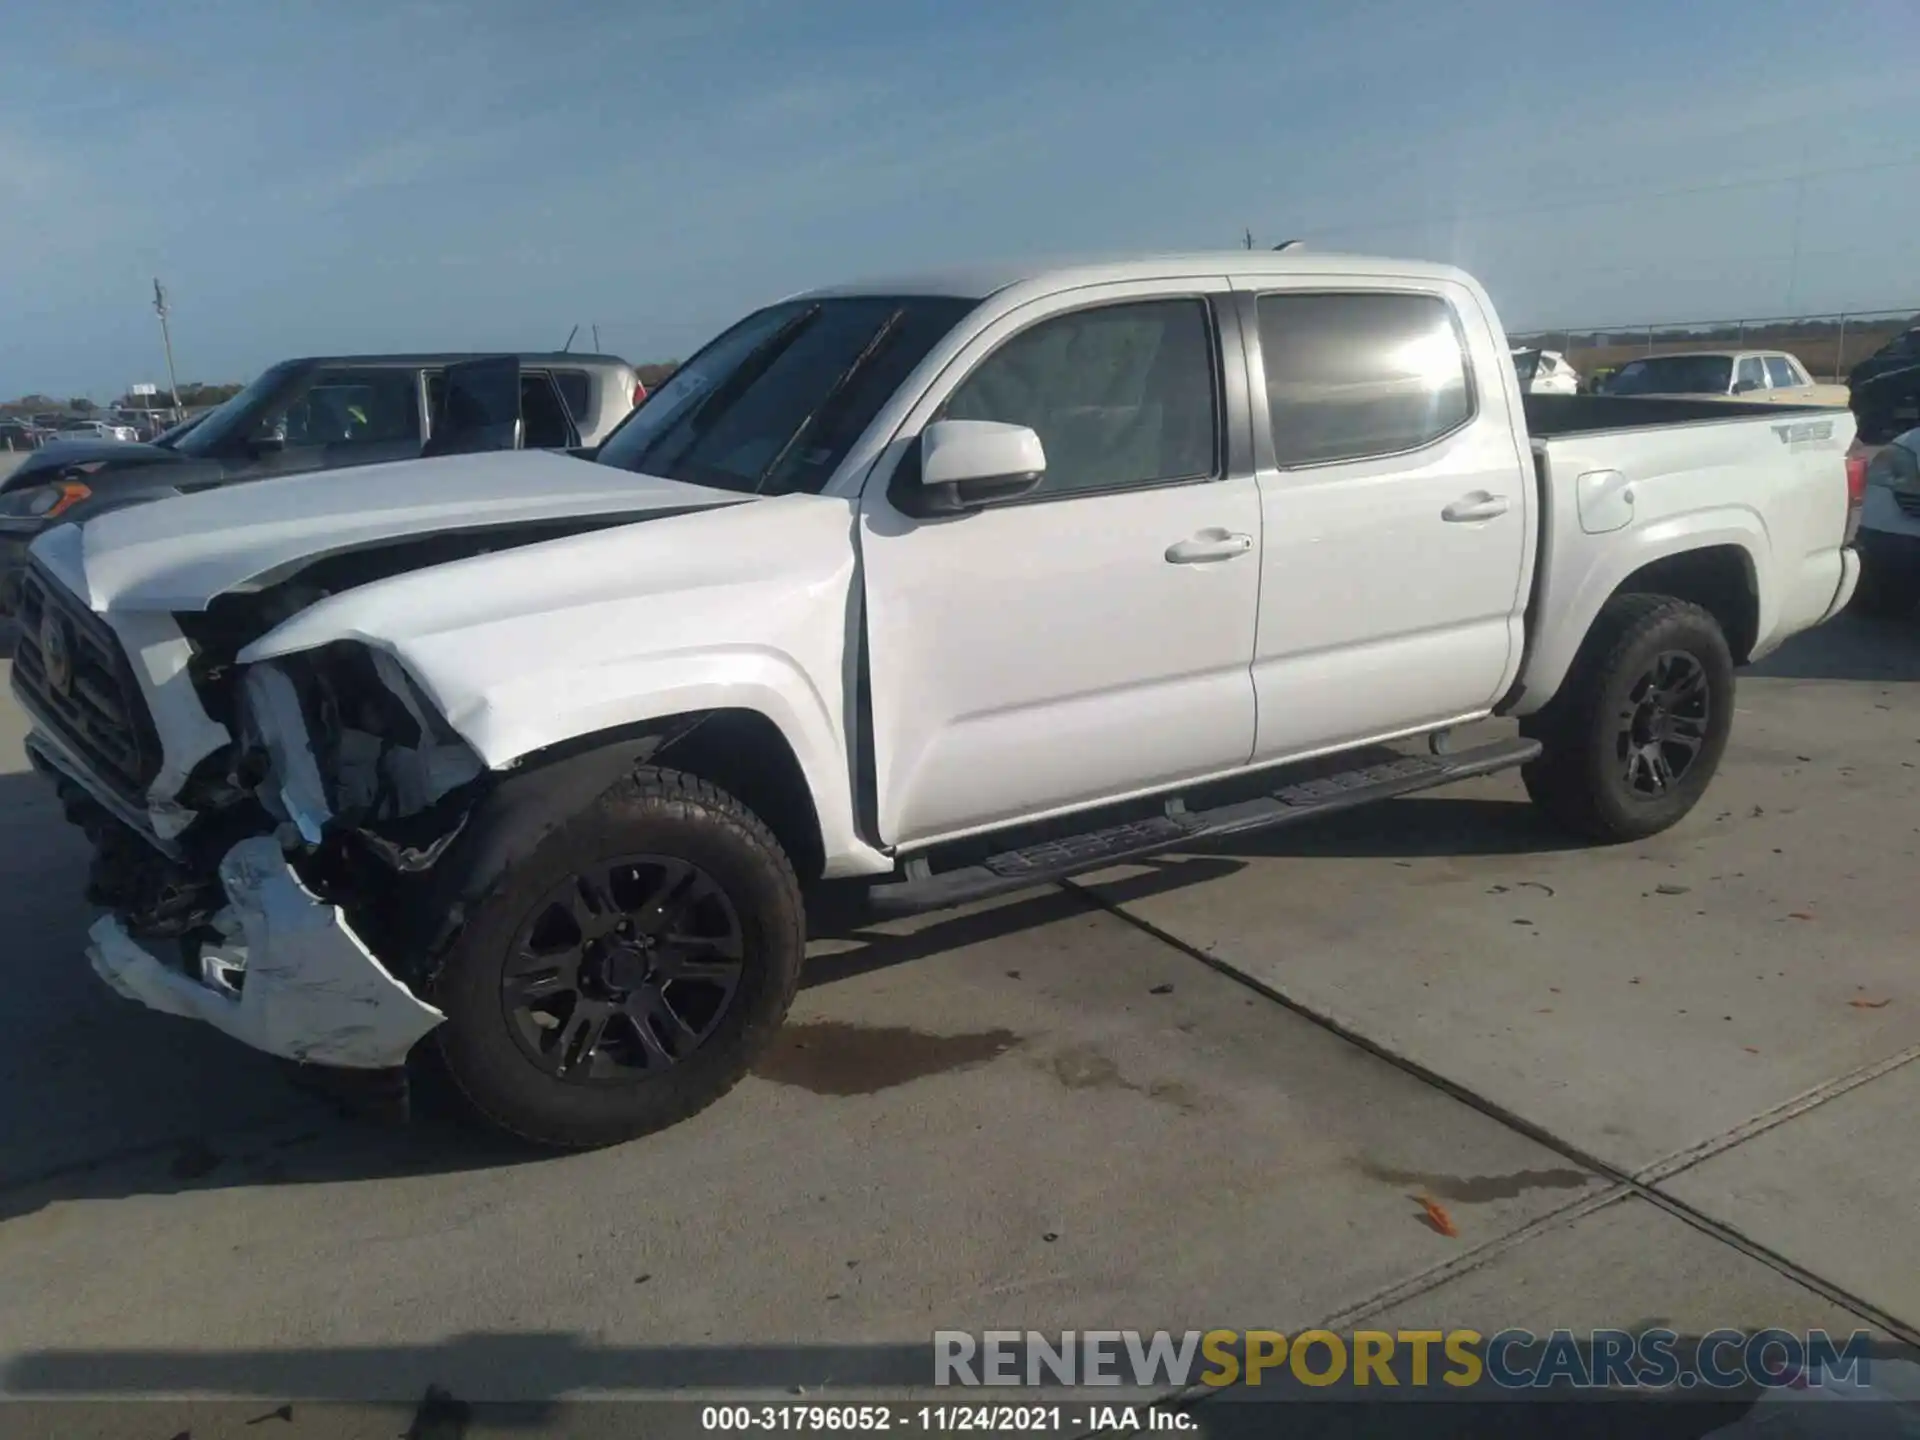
39 610 74 695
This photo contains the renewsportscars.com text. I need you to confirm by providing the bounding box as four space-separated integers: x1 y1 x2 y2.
933 1328 1877 1390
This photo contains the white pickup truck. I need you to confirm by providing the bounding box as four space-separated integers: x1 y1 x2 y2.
12 252 1864 1148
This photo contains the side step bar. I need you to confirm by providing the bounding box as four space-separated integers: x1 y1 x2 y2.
865 737 1542 917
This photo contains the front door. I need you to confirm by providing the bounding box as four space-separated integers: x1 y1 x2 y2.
858 282 1264 849
1236 283 1530 762
239 366 430 477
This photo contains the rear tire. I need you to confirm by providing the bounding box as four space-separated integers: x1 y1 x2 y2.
1520 595 1734 843
430 766 804 1150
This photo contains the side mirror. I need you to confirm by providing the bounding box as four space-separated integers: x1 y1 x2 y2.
423 356 524 457
899 420 1047 517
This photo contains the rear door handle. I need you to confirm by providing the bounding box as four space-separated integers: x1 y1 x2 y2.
1165 529 1254 564
1442 492 1510 523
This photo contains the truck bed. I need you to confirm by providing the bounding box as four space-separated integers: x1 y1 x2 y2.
1521 392 1842 439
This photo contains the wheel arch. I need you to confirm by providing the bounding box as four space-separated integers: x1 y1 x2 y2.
1510 527 1766 717
412 708 828 978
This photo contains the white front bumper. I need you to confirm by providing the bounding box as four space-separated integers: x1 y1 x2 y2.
87 835 446 1069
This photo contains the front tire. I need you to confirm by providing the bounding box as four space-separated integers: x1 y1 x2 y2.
1520 595 1734 843
430 766 805 1149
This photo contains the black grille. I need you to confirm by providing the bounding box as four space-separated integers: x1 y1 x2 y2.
10 564 162 800
1894 492 1920 520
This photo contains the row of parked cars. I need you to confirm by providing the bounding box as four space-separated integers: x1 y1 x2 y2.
1 415 146 450
3 254 1871 1151
1512 345 1851 406
0 351 646 612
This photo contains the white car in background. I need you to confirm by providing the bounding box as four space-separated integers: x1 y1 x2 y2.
1511 347 1579 394
1603 351 1850 407
58 419 138 443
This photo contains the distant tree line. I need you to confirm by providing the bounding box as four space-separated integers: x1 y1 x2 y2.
6 363 679 419
2 383 244 416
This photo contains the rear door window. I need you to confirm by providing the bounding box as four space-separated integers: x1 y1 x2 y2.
1764 356 1802 389
1734 357 1766 392
520 373 575 448
1255 291 1474 466
552 370 591 426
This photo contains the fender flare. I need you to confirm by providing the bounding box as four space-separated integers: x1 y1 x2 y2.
1510 511 1767 716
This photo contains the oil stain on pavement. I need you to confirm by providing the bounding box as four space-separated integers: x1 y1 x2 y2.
752 1021 1021 1097
1355 1157 1596 1203
1047 1046 1204 1113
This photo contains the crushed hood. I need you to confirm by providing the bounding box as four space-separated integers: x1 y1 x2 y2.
32 448 752 613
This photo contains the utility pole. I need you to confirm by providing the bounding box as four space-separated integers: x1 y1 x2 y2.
1243 228 1254 250
591 324 601 352
152 279 183 418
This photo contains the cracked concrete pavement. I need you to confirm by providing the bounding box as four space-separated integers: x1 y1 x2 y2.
0 611 1913 1431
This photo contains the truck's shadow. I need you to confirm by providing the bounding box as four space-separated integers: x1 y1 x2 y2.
1746 608 1920 682
0 762 1592 1222
0 827 1240 1223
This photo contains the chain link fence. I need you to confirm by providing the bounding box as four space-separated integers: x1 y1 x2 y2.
1509 306 1920 384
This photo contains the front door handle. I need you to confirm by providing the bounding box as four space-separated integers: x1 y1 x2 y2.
1442 492 1510 523
1165 529 1254 564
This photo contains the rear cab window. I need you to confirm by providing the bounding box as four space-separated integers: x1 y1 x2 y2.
1254 290 1474 466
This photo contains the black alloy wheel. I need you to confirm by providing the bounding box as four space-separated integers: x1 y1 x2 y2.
1520 594 1735 843
1615 650 1711 799
502 857 745 1082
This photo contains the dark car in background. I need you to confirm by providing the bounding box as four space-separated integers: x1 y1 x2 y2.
0 351 641 613
1848 327 1920 391
0 420 48 453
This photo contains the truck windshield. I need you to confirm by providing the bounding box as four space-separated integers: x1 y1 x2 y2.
168 362 305 457
1608 355 1734 396
595 295 978 495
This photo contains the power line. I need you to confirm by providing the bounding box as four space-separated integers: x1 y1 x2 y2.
1291 151 1920 242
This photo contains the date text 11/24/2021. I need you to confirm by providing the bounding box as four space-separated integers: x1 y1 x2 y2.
700 1405 1189 1432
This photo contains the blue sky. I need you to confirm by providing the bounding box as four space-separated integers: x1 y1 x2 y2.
3 0 1917 398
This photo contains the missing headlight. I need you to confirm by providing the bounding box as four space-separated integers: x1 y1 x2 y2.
237 643 486 858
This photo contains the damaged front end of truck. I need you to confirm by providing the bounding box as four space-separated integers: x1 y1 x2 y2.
16 570 512 1118
10 476 737 1118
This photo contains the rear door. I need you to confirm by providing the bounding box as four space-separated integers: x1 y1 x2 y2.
858 280 1265 848
1234 280 1531 762
422 357 523 456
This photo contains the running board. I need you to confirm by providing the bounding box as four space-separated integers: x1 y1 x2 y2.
865 737 1542 917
